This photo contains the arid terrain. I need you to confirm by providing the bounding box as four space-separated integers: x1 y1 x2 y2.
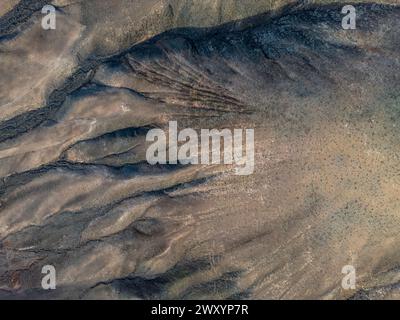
0 0 400 299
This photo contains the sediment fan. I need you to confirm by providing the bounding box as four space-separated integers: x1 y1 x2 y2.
0 0 399 300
